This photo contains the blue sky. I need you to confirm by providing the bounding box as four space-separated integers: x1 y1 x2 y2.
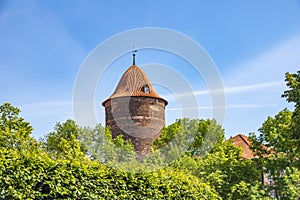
1 0 300 139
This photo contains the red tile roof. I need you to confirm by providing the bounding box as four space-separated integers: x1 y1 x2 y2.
102 65 168 106
229 134 256 159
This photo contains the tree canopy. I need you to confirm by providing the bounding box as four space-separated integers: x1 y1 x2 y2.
250 70 300 199
0 70 299 199
0 102 34 151
0 102 263 199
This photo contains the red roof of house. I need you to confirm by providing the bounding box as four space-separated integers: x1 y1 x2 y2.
102 65 168 106
229 134 256 159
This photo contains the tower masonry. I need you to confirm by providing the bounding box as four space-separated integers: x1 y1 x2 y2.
102 59 168 157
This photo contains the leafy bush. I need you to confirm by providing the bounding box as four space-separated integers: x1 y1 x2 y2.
0 147 218 199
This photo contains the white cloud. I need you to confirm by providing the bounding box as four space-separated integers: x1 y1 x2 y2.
225 104 276 109
166 103 275 111
162 80 284 101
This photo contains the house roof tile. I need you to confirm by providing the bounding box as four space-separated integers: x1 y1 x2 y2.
229 134 256 159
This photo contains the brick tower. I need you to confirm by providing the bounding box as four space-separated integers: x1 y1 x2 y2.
102 53 168 157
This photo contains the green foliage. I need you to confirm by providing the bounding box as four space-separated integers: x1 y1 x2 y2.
250 108 293 156
0 146 219 199
166 119 263 199
195 141 262 199
42 119 137 164
77 124 111 161
153 118 224 159
41 119 86 160
282 71 300 156
282 71 300 105
0 102 34 151
249 109 294 198
77 124 136 165
281 167 300 199
6 79 300 200
171 143 265 199
228 181 268 200
250 109 299 199
249 71 300 199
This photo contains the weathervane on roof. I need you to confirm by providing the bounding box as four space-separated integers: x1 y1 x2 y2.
132 49 137 65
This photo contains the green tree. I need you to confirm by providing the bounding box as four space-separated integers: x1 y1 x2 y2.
173 140 263 199
0 141 219 199
249 71 300 199
282 70 300 157
281 167 300 199
155 118 263 199
250 109 293 157
0 104 227 199
43 119 136 165
189 118 224 156
0 102 35 151
42 119 85 160
250 109 295 198
77 124 136 165
153 118 224 158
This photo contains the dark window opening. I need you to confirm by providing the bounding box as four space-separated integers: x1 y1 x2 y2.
142 84 150 93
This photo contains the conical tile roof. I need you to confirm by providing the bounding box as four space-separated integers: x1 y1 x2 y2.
102 65 168 106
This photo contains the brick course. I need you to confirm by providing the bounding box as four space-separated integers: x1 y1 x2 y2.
104 96 166 156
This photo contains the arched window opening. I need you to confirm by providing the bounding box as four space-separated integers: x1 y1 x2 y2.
142 84 150 93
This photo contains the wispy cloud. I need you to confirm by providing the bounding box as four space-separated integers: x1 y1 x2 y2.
162 80 283 101
163 32 300 136
166 103 275 111
223 81 284 94
225 104 276 109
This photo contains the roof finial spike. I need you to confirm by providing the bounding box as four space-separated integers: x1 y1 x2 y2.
132 50 137 65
